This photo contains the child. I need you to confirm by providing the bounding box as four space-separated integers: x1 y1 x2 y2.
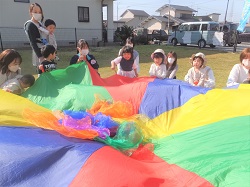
0 49 22 86
70 39 99 73
38 19 59 61
149 49 167 79
185 53 205 87
38 19 57 49
166 51 178 79
118 37 140 72
1 74 35 95
38 45 57 75
185 53 215 88
111 45 138 78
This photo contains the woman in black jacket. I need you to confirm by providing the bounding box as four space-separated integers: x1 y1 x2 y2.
24 3 44 69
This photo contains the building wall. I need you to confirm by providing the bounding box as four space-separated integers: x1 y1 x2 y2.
122 11 134 19
105 0 114 42
160 8 175 17
175 10 193 18
209 15 220 22
0 0 115 47
142 19 162 31
126 17 148 28
0 0 103 29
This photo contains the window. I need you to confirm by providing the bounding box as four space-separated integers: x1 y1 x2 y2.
183 25 189 31
190 24 201 31
78 7 89 22
210 24 219 31
201 24 208 31
14 0 30 2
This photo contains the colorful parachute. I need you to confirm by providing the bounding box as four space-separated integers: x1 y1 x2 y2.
0 62 250 187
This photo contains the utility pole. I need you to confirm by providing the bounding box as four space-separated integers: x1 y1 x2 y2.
168 0 170 34
224 0 230 24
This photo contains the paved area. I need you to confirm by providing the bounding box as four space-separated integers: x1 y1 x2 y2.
215 42 250 53
164 42 250 53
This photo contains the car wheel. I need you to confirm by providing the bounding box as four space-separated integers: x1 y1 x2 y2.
172 38 178 46
198 39 206 48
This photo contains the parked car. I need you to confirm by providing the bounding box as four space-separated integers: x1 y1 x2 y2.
169 21 222 48
134 28 168 43
147 30 169 41
238 26 250 43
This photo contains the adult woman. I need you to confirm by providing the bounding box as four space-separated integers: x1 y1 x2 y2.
0 49 22 86
227 48 250 87
24 3 44 68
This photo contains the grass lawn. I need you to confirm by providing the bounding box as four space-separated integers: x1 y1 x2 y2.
17 44 240 88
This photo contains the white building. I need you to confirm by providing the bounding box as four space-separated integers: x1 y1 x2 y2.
115 9 149 29
0 0 114 48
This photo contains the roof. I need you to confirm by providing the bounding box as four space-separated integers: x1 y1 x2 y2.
117 18 133 23
207 13 221 16
164 15 186 24
120 9 149 17
139 15 169 25
156 4 197 12
139 15 178 27
194 16 213 21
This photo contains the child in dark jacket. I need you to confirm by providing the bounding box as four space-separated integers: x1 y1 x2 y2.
38 45 57 75
70 39 99 73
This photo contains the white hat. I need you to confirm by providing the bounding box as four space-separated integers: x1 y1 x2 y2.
153 49 165 56
194 52 206 61
151 49 166 60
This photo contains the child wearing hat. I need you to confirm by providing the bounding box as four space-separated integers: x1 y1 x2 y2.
185 53 205 87
185 52 215 88
149 49 167 79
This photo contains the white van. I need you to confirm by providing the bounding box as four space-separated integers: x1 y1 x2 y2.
169 21 223 48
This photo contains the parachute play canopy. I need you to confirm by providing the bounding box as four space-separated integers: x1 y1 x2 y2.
1 62 250 187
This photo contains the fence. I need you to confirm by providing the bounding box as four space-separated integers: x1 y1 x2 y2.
0 27 116 50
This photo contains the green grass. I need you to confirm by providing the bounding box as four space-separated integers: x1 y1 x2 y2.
18 44 240 88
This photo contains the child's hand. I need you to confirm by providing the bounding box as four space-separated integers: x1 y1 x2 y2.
111 66 115 70
78 56 85 62
39 65 45 72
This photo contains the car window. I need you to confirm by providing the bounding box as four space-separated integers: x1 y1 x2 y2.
153 30 160 34
160 30 167 35
244 27 250 33
183 25 189 31
190 24 200 31
201 24 208 31
210 24 219 31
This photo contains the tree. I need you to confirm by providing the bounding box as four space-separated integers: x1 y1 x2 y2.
114 25 134 45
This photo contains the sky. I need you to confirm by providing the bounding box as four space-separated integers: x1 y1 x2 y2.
110 0 246 23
